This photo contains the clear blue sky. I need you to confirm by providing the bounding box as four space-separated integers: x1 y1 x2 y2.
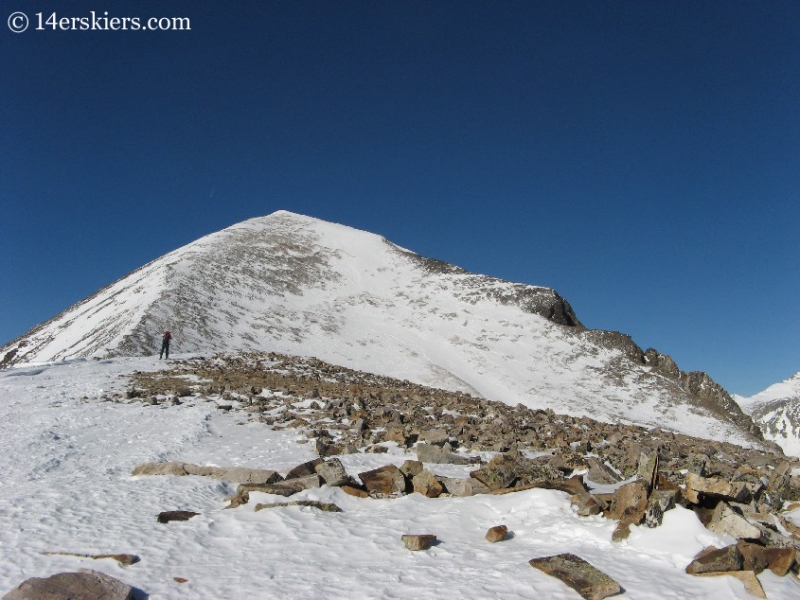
1 1 798 396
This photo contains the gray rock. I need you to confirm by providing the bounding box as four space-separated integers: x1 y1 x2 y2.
416 443 479 465
157 510 200 523
315 458 350 486
3 569 134 600
438 476 490 497
707 502 762 540
529 553 622 600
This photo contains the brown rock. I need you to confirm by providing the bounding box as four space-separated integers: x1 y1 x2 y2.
412 470 444 498
693 571 767 599
685 545 743 574
359 464 408 494
485 525 508 543
400 459 424 478
529 553 622 600
737 541 769 574
157 510 200 523
340 484 370 498
607 480 649 522
764 546 796 576
401 534 437 551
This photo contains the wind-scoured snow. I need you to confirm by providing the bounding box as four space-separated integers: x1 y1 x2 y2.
0 211 760 446
737 373 800 456
1 357 798 599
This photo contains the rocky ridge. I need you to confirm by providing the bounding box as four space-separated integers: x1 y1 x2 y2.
119 352 800 594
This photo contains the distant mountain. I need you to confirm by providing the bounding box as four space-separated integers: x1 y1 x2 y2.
736 372 800 456
0 210 767 448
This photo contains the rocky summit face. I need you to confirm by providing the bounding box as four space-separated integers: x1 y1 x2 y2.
0 210 766 448
737 372 800 456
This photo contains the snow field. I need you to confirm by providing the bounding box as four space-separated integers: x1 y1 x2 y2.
1 357 799 599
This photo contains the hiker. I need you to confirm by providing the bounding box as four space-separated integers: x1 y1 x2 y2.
159 331 172 359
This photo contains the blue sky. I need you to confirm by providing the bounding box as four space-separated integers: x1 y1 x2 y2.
1 1 797 396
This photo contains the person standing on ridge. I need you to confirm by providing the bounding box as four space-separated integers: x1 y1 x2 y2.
159 331 172 359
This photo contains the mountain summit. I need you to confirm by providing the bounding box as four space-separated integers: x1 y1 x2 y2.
1 210 765 447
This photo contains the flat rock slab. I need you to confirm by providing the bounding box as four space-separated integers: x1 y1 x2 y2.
132 461 282 484
157 510 200 523
529 553 622 600
3 568 134 600
254 500 342 513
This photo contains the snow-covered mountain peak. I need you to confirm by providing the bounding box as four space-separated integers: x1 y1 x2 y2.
1 212 767 448
737 372 800 456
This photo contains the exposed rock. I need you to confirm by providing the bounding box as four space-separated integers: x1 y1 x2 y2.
359 465 408 495
285 458 324 480
737 541 769 574
684 473 753 504
685 545 743 574
411 469 444 498
438 477 490 497
637 451 659 493
607 480 649 522
399 459 424 479
571 492 606 517
707 503 762 541
470 452 563 491
485 525 508 543
3 569 135 600
416 443 479 465
315 458 350 486
40 552 140 566
340 484 370 498
401 534 437 551
529 553 622 600
764 546 796 576
157 510 200 523
693 571 767 599
132 461 282 484
254 500 342 513
586 458 622 485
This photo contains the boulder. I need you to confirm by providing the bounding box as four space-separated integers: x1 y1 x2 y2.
585 458 622 485
707 502 762 541
684 473 752 504
399 459 424 478
485 525 508 543
3 569 134 600
685 545 743 574
359 465 407 494
764 546 796 576
529 553 622 600
412 470 444 498
607 480 649 522
401 534 437 551
314 458 350 487
737 541 769 574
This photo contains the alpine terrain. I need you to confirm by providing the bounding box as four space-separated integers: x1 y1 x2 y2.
0 210 765 448
737 373 800 457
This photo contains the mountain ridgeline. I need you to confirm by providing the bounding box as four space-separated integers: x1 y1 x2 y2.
0 211 769 449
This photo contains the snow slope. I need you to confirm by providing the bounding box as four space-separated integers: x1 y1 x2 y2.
1 357 798 599
737 373 800 457
0 211 761 446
